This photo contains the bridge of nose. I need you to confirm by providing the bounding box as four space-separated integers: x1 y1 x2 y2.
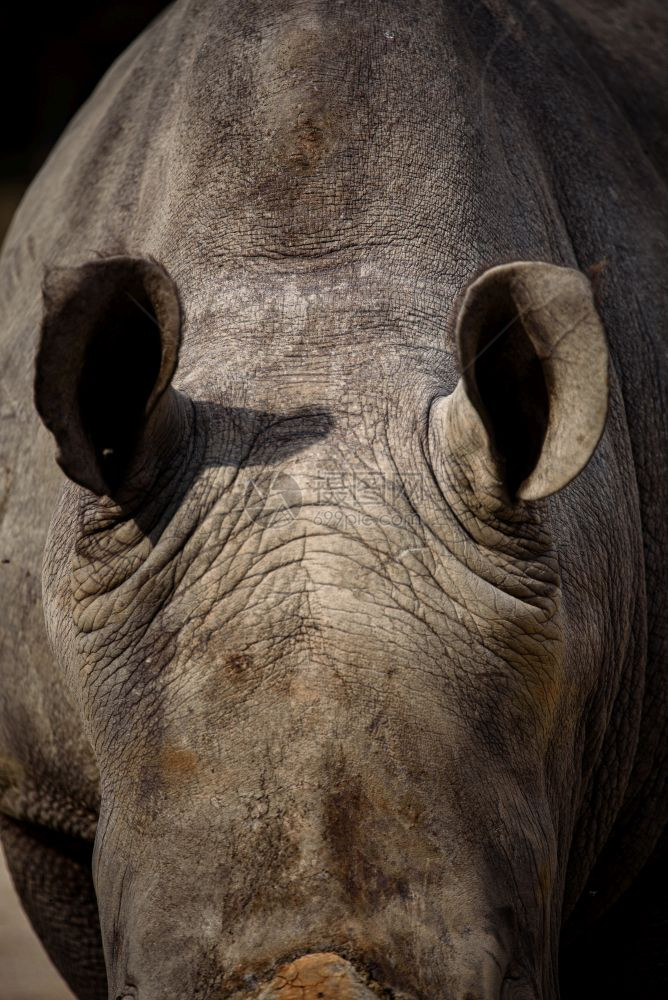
253 952 384 999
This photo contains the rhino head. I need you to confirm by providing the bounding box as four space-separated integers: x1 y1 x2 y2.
35 254 607 999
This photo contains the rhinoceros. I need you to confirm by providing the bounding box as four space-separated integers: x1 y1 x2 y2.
0 0 666 997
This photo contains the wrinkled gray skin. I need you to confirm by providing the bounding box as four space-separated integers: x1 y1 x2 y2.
0 1 666 998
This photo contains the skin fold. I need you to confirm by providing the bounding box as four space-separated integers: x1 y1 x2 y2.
0 1 666 998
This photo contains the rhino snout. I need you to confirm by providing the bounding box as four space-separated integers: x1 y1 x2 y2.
251 953 380 999
243 950 536 1000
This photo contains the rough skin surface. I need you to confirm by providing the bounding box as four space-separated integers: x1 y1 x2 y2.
0 1 666 998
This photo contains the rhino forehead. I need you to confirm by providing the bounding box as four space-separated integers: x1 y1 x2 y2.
155 0 508 283
255 13 345 176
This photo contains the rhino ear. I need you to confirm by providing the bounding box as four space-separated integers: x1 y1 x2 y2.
448 260 608 501
35 256 182 497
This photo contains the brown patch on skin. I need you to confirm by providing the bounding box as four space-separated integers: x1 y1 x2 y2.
159 747 198 781
286 111 335 174
257 17 341 176
224 651 254 678
586 257 609 309
269 99 339 178
133 746 199 813
256 952 379 999
324 775 429 916
586 257 609 282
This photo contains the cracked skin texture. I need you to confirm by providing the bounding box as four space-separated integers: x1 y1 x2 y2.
0 1 666 999
254 953 380 1000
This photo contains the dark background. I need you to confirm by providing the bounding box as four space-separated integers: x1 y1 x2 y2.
0 1 169 239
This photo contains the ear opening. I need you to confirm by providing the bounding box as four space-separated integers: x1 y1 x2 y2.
35 256 182 496
455 261 608 501
469 284 551 497
78 285 163 492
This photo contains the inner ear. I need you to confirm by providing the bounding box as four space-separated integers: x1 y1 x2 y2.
35 256 181 496
469 284 550 496
455 261 608 501
78 285 163 491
